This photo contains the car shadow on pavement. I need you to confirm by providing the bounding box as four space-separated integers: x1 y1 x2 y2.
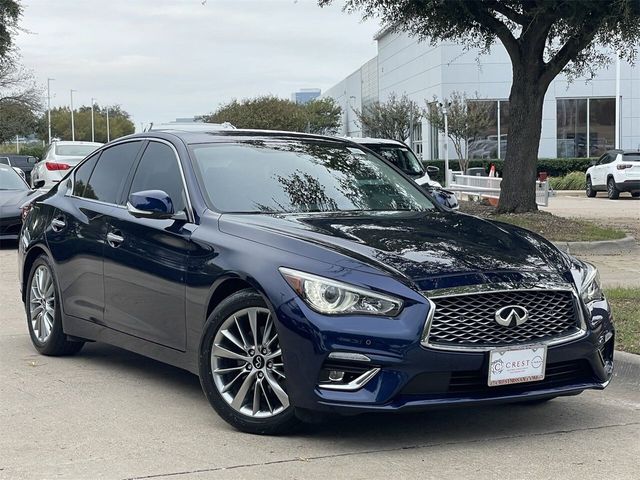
0 239 19 250
75 342 622 446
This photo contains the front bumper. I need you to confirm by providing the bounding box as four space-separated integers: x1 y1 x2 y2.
275 295 614 415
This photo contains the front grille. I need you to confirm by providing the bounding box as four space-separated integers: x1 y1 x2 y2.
426 289 580 348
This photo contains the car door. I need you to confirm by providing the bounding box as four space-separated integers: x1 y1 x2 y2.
592 154 611 187
46 141 143 323
102 140 194 351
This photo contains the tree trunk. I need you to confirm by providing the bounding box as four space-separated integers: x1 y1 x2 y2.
497 66 547 213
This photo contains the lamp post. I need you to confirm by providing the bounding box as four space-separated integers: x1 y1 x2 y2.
47 78 54 144
440 102 450 187
70 89 77 141
90 97 96 142
106 106 110 142
615 50 620 149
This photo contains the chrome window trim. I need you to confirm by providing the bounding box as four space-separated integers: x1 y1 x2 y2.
420 288 588 352
67 137 195 223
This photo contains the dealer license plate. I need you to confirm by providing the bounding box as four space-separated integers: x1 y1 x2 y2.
488 345 547 386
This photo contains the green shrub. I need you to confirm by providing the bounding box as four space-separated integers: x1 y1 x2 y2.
549 171 586 190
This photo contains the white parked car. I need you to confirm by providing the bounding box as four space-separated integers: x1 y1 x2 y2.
31 141 103 189
585 149 640 199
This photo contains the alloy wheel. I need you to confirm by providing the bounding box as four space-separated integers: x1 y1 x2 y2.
210 307 289 418
29 265 56 343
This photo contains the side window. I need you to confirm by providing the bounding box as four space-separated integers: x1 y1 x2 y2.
598 154 611 165
85 141 142 204
128 142 187 214
0 158 9 165
73 153 100 197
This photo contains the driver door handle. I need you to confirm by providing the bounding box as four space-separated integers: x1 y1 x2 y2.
51 217 66 232
107 231 124 248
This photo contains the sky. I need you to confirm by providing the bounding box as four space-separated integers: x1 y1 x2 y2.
15 0 380 131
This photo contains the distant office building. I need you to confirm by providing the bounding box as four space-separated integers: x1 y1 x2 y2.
292 88 321 104
323 28 640 160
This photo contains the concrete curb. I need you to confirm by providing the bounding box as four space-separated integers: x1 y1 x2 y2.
553 234 637 255
614 350 640 386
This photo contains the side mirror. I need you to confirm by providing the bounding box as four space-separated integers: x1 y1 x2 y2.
33 179 45 189
426 165 440 174
127 190 175 219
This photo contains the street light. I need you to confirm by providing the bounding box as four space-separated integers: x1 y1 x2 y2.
439 102 451 187
70 89 77 141
47 78 54 144
106 106 110 142
90 97 96 142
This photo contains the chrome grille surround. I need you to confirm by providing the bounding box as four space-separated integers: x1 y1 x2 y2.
421 287 588 352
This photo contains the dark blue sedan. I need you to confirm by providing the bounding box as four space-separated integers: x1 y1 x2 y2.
18 129 614 434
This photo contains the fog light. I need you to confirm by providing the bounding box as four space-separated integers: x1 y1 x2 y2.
328 370 345 382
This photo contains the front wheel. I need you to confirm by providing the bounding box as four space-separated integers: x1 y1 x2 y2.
585 177 596 197
607 178 620 199
26 255 84 356
199 289 300 435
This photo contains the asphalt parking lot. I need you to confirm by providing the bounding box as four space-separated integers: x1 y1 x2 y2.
1 242 639 480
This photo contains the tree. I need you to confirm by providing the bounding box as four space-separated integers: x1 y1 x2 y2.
320 0 640 213
304 97 342 135
201 95 343 134
36 104 135 143
424 91 493 174
353 93 420 141
0 56 42 143
202 95 308 132
0 0 22 59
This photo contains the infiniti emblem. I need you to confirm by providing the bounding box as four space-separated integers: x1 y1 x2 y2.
495 305 529 327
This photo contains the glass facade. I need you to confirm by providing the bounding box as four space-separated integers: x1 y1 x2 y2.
557 98 615 158
467 100 509 160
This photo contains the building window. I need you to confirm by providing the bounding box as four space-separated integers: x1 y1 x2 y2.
412 123 423 158
557 97 615 158
467 100 508 160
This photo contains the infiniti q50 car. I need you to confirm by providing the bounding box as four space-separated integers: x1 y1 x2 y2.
18 130 614 434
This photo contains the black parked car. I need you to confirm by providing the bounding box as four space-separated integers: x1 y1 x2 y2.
19 130 614 434
0 164 39 241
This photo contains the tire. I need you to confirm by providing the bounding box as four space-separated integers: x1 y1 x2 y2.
25 255 84 356
632 192 640 198
585 177 596 197
198 289 301 435
607 177 620 199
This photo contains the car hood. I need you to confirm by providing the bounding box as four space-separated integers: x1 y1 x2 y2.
0 189 35 215
219 211 570 291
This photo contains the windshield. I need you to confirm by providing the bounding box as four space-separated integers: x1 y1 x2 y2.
0 168 28 190
365 145 424 176
55 144 99 157
191 140 436 214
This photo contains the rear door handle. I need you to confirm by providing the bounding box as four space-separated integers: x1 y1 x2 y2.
107 231 124 248
51 217 66 232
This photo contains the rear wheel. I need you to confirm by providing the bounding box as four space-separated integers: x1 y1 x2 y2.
199 289 300 435
26 255 84 356
585 177 596 197
607 178 620 199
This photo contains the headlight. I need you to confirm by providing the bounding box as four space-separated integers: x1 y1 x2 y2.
279 267 403 316
580 263 604 304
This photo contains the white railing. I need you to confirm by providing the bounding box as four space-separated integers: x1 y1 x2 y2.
448 174 551 207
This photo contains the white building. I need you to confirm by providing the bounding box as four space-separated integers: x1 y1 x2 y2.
324 28 640 160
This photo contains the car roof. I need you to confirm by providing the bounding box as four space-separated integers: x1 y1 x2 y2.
123 129 358 146
607 149 640 155
345 137 407 147
53 141 104 146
